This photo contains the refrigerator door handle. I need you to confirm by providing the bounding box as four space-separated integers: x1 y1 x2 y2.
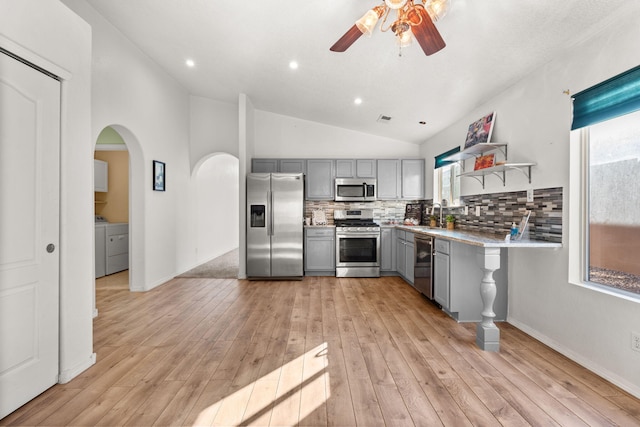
268 190 274 236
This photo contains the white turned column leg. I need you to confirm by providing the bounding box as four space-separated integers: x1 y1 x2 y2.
476 247 502 351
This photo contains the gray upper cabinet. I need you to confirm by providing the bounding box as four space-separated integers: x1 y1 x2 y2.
251 159 278 173
279 159 306 174
252 159 305 174
401 159 425 200
335 159 376 178
356 159 376 178
335 160 355 178
306 159 335 200
377 159 402 200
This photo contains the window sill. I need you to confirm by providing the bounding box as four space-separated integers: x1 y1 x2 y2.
569 279 640 304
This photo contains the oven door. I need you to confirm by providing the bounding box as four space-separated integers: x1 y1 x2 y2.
335 231 380 268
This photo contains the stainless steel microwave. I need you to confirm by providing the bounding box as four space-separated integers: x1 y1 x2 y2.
335 178 377 202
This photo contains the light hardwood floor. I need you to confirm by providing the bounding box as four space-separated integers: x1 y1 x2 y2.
2 276 640 426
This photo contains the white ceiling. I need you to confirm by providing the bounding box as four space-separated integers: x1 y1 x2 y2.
85 0 632 144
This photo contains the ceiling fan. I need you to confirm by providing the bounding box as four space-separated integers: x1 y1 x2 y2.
330 0 450 56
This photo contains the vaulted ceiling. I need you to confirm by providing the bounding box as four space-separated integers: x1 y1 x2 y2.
85 0 634 144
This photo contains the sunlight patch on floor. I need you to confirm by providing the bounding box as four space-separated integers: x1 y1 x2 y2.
194 342 330 426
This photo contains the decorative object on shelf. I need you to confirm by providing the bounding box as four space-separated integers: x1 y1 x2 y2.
445 214 455 230
464 111 496 149
474 154 496 171
312 209 327 226
514 210 531 240
329 0 450 57
153 160 165 191
404 203 423 224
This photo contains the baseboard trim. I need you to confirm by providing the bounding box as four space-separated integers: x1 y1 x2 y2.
508 318 640 399
58 352 96 384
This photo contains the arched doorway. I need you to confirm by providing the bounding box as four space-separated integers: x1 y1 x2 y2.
94 127 130 298
190 153 240 272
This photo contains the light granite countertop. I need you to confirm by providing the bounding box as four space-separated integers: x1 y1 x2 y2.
394 225 562 248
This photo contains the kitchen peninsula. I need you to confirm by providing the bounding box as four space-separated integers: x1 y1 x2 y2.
397 225 561 352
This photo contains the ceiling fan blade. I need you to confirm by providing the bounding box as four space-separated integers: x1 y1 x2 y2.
409 4 446 56
330 24 364 52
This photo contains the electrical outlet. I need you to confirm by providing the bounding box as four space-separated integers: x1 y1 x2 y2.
632 332 640 352
475 206 481 216
464 206 469 215
527 188 534 203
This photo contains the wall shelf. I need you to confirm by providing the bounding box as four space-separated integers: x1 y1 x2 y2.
458 163 536 188
443 143 508 163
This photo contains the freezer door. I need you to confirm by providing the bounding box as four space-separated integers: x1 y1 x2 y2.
271 174 304 277
247 174 271 277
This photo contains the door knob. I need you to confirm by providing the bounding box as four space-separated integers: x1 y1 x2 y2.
46 243 55 253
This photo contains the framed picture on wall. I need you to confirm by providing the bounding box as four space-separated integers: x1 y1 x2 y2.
464 111 496 148
153 160 165 191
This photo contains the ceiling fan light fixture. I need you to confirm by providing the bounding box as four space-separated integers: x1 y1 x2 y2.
384 0 408 10
397 29 413 47
356 10 380 35
423 0 451 21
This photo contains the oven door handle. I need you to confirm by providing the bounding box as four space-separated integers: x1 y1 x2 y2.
336 232 380 238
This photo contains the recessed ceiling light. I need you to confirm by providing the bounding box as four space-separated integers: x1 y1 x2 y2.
289 61 299 70
185 59 195 68
354 98 363 105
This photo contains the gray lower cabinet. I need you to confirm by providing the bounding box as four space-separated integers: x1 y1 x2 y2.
395 230 414 284
304 227 335 275
434 238 508 322
380 227 396 272
306 159 335 200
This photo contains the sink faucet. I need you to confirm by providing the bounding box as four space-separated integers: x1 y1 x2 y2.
431 202 444 228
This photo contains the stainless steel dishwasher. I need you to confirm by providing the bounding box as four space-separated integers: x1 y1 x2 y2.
414 234 435 300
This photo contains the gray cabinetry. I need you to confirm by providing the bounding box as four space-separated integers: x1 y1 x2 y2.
401 159 425 199
377 159 425 200
336 159 376 178
396 230 414 284
434 239 450 308
434 238 508 322
252 159 305 174
278 159 306 174
306 159 335 200
304 227 335 275
377 159 402 200
380 227 396 272
251 159 278 173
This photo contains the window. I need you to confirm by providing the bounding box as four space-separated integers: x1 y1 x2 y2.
433 162 461 207
571 64 640 298
581 111 640 296
434 147 461 207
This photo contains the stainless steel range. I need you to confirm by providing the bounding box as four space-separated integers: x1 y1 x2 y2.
334 209 380 278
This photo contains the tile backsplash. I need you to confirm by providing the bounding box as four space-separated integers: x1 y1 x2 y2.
305 186 563 243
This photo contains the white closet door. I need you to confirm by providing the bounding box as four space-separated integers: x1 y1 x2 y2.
0 51 61 418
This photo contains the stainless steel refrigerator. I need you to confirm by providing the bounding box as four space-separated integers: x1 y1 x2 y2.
247 173 304 278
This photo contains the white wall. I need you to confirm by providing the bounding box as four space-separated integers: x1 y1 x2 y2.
189 95 239 170
193 154 239 264
0 0 94 381
62 0 195 290
420 6 640 397
255 110 420 158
